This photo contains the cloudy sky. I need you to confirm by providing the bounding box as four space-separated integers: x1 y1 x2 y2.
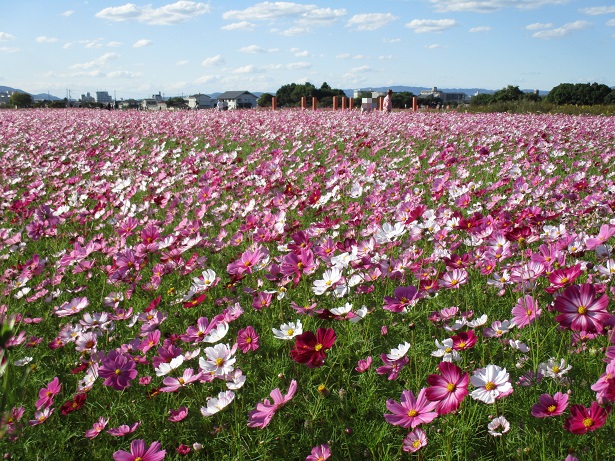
1 0 614 99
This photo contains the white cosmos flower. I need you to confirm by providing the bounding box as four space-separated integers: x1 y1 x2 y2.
200 390 235 417
272 320 303 340
202 322 229 343
192 269 217 292
225 369 246 390
470 364 513 404
155 355 185 377
387 342 411 361
349 305 368 323
199 343 236 377
487 416 510 436
431 338 461 362
374 222 406 244
312 267 342 295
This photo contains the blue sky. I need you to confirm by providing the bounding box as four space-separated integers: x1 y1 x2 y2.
1 0 614 99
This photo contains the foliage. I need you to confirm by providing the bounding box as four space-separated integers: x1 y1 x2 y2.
257 93 273 107
8 92 33 108
545 82 613 106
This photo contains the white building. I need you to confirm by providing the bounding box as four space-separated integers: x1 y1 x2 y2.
216 91 258 109
81 92 95 103
188 94 214 109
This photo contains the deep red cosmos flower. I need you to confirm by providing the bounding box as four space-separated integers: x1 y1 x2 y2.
290 328 336 368
554 284 612 333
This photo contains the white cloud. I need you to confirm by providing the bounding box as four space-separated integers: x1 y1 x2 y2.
176 59 189 65
290 48 310 57
194 74 219 84
61 10 75 17
223 3 346 34
70 52 119 70
96 1 210 25
133 39 152 48
531 20 591 39
429 0 569 13
36 36 60 43
239 45 278 54
346 13 397 31
107 41 122 47
580 6 615 15
263 62 311 70
608 18 615 27
525 22 554 30
0 32 15 41
405 19 457 33
0 46 19 53
201 55 225 66
426 43 445 48
232 64 259 74
336 53 367 59
469 26 492 32
107 70 142 78
378 55 393 60
383 37 401 43
222 21 256 31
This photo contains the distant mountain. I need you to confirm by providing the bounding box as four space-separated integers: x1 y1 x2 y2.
0 85 61 100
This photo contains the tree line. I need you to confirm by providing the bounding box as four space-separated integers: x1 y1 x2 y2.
471 83 615 107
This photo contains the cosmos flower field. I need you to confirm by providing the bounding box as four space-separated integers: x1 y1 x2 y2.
1 108 615 461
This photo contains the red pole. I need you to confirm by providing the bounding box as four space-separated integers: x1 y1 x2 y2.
378 97 383 111
349 98 354 110
312 97 317 111
271 96 277 110
301 96 306 110
333 96 338 110
341 97 346 110
412 96 418 112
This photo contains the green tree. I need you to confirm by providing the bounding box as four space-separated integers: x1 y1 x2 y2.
392 91 414 109
9 92 33 108
605 89 615 105
492 85 524 103
166 97 186 108
470 93 494 106
258 93 273 107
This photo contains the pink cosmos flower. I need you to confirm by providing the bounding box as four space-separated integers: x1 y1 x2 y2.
168 407 189 422
376 354 409 381
402 427 428 453
425 361 469 415
112 439 166 461
383 285 423 313
384 388 438 429
554 283 612 333
84 416 109 438
531 392 569 418
35 376 61 410
236 326 260 353
563 401 610 434
591 358 615 402
306 443 331 461
107 421 141 437
99 350 138 390
511 295 541 329
160 368 202 392
440 269 468 290
248 379 297 429
585 224 615 250
28 407 54 426
227 245 267 276
355 356 372 373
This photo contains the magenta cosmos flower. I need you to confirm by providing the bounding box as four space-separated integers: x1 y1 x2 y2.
236 326 260 353
425 361 469 415
290 328 336 368
305 443 331 461
402 427 428 453
554 284 612 333
384 388 438 429
511 295 541 329
112 439 166 461
35 376 61 410
563 401 610 434
98 350 138 390
531 392 569 418
248 379 297 429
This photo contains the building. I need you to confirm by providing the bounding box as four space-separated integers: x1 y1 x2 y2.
96 91 113 104
187 94 214 109
81 92 95 103
419 87 466 104
216 91 258 109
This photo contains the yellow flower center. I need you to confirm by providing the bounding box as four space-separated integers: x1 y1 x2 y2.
314 343 323 352
551 366 560 374
115 369 121 375
547 405 557 413
407 409 418 417
577 305 587 314
178 378 185 385
287 329 294 336
445 347 453 353
458 341 466 349
215 358 224 366
446 383 456 392
582 417 594 428
245 337 252 344
484 381 496 391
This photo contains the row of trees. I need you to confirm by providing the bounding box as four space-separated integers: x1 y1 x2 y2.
471 83 615 106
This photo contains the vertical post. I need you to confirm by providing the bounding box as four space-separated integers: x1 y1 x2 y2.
333 96 338 110
412 96 418 112
341 97 347 110
271 96 277 110
301 96 306 110
349 98 354 110
312 97 317 111
378 97 383 112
